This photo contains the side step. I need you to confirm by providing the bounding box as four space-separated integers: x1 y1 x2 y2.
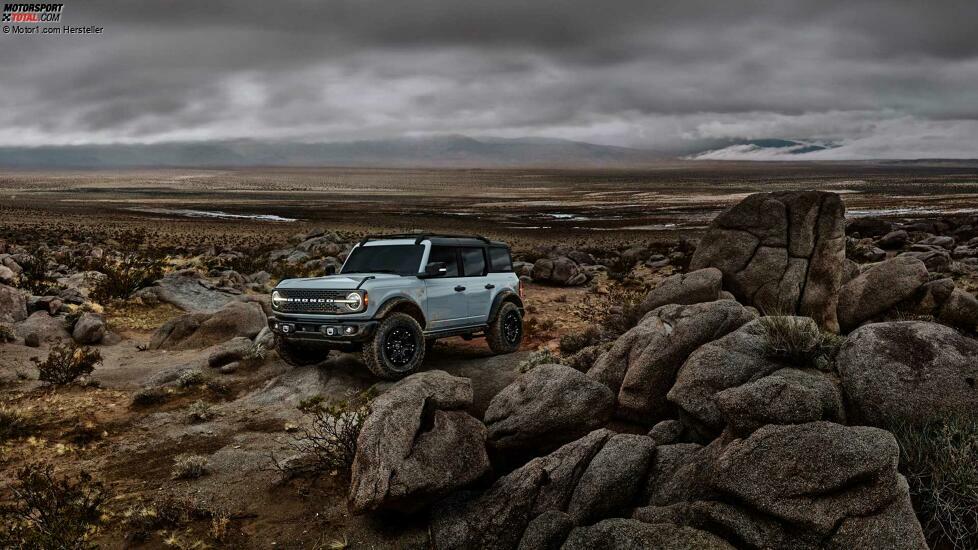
424 325 488 339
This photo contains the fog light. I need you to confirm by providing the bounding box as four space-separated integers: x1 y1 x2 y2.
344 326 356 335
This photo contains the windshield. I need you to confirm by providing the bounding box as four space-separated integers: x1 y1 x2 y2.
341 244 424 276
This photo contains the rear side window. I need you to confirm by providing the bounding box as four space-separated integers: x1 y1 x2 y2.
489 247 513 272
427 246 459 277
461 247 487 277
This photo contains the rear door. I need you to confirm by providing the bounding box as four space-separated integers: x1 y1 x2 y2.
460 246 493 324
423 245 468 330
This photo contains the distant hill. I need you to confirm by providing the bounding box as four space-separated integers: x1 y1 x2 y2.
0 135 665 169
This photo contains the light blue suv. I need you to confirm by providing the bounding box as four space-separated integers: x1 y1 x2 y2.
269 234 525 379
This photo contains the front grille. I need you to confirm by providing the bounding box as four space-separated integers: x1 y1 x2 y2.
274 289 349 314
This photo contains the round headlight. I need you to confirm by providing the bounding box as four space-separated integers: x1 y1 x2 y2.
271 290 283 308
345 291 363 311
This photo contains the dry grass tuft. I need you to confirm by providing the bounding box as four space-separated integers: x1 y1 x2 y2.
892 416 978 550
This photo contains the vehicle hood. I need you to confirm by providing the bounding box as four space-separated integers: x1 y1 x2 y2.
274 273 404 290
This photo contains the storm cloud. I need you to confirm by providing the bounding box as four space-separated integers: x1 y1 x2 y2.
3 0 978 158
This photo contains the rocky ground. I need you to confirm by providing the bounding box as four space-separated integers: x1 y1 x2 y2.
2 188 978 548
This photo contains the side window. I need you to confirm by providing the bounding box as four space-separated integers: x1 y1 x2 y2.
489 247 513 272
427 246 459 277
461 247 487 277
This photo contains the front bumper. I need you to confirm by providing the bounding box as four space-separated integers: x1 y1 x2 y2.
268 315 379 344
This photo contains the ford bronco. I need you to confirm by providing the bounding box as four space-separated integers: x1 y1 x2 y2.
268 234 525 379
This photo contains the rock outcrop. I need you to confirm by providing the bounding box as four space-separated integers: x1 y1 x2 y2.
638 268 723 316
531 256 589 286
588 300 755 424
149 300 266 350
690 191 846 332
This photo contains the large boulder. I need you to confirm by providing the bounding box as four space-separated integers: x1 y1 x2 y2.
517 511 575 550
0 284 27 324
431 429 613 550
149 300 266 350
588 300 755 424
638 268 723 315
690 191 846 332
937 287 978 331
708 422 926 547
531 257 588 286
136 270 237 313
350 371 489 513
901 246 951 272
14 311 71 343
72 312 106 345
667 318 790 436
836 321 978 427
714 368 845 436
563 519 734 550
836 255 928 332
565 433 655 524
485 364 615 453
56 271 105 301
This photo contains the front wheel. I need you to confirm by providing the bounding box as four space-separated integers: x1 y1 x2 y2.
275 335 331 367
487 301 524 354
362 313 426 379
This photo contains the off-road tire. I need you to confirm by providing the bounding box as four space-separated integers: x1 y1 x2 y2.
275 335 330 367
487 301 523 354
362 313 426 379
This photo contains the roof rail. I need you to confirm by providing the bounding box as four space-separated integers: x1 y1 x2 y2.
358 233 492 246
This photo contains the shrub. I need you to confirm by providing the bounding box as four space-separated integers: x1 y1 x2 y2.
32 343 102 385
90 254 166 302
131 386 169 406
0 405 36 441
758 315 844 370
17 251 60 295
559 326 603 355
517 348 558 373
891 416 978 550
171 455 209 480
573 282 647 337
271 391 373 478
177 370 206 388
0 464 108 549
0 323 15 343
186 400 214 424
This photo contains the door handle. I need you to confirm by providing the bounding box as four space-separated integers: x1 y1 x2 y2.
485 284 495 290
454 285 466 292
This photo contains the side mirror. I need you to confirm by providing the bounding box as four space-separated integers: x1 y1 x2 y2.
418 262 448 279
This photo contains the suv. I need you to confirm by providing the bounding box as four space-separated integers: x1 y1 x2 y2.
268 234 525 379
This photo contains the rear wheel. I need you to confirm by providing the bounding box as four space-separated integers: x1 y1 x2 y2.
362 313 426 379
275 335 331 367
487 301 523 354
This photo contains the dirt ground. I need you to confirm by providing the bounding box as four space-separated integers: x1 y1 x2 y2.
1 277 616 548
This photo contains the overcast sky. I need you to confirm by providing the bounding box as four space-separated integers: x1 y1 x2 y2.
3 0 978 159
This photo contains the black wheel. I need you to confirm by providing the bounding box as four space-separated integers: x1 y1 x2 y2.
362 313 426 379
487 301 523 354
275 335 331 367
